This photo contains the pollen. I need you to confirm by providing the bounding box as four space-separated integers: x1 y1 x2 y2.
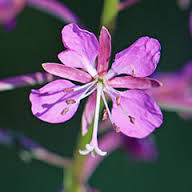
113 123 120 133
63 88 74 92
102 109 108 120
128 115 135 124
66 99 76 104
116 95 121 105
61 108 69 115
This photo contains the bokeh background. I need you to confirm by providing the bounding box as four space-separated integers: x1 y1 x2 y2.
0 0 192 191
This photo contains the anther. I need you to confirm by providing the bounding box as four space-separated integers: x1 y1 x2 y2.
113 123 120 133
65 99 76 105
128 115 135 124
61 108 69 115
102 109 108 120
116 95 121 106
63 88 74 92
131 69 136 77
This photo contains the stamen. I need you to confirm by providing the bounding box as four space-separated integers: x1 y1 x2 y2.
63 88 74 92
116 95 121 105
65 99 76 104
102 109 108 120
79 82 107 156
128 115 135 124
119 103 136 124
61 108 69 115
101 91 114 123
63 80 96 93
65 83 96 115
104 64 136 79
113 123 120 133
104 88 136 125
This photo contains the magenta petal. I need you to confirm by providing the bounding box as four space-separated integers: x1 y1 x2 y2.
111 37 161 77
61 24 99 66
58 50 87 69
111 90 163 138
30 79 80 123
97 26 111 74
108 76 162 89
42 63 92 83
81 92 96 136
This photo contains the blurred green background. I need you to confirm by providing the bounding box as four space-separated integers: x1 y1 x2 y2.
0 0 192 191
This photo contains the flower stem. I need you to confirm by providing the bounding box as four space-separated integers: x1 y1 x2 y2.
101 0 120 32
64 121 94 192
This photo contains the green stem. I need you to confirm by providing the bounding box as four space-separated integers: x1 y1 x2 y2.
101 0 120 32
64 122 93 192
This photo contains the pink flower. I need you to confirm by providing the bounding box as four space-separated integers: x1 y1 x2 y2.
30 23 163 156
148 61 192 118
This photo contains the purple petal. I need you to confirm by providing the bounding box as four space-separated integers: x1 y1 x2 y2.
108 76 162 89
123 136 158 162
27 0 81 24
110 37 161 77
81 92 96 136
61 24 99 69
58 50 88 69
97 26 111 74
42 63 92 83
111 90 163 138
30 79 80 123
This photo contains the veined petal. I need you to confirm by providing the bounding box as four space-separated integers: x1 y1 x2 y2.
58 50 97 76
97 26 111 74
61 24 99 69
110 37 161 77
58 50 87 69
30 79 80 123
108 76 162 89
111 90 163 138
42 63 92 83
81 92 96 136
